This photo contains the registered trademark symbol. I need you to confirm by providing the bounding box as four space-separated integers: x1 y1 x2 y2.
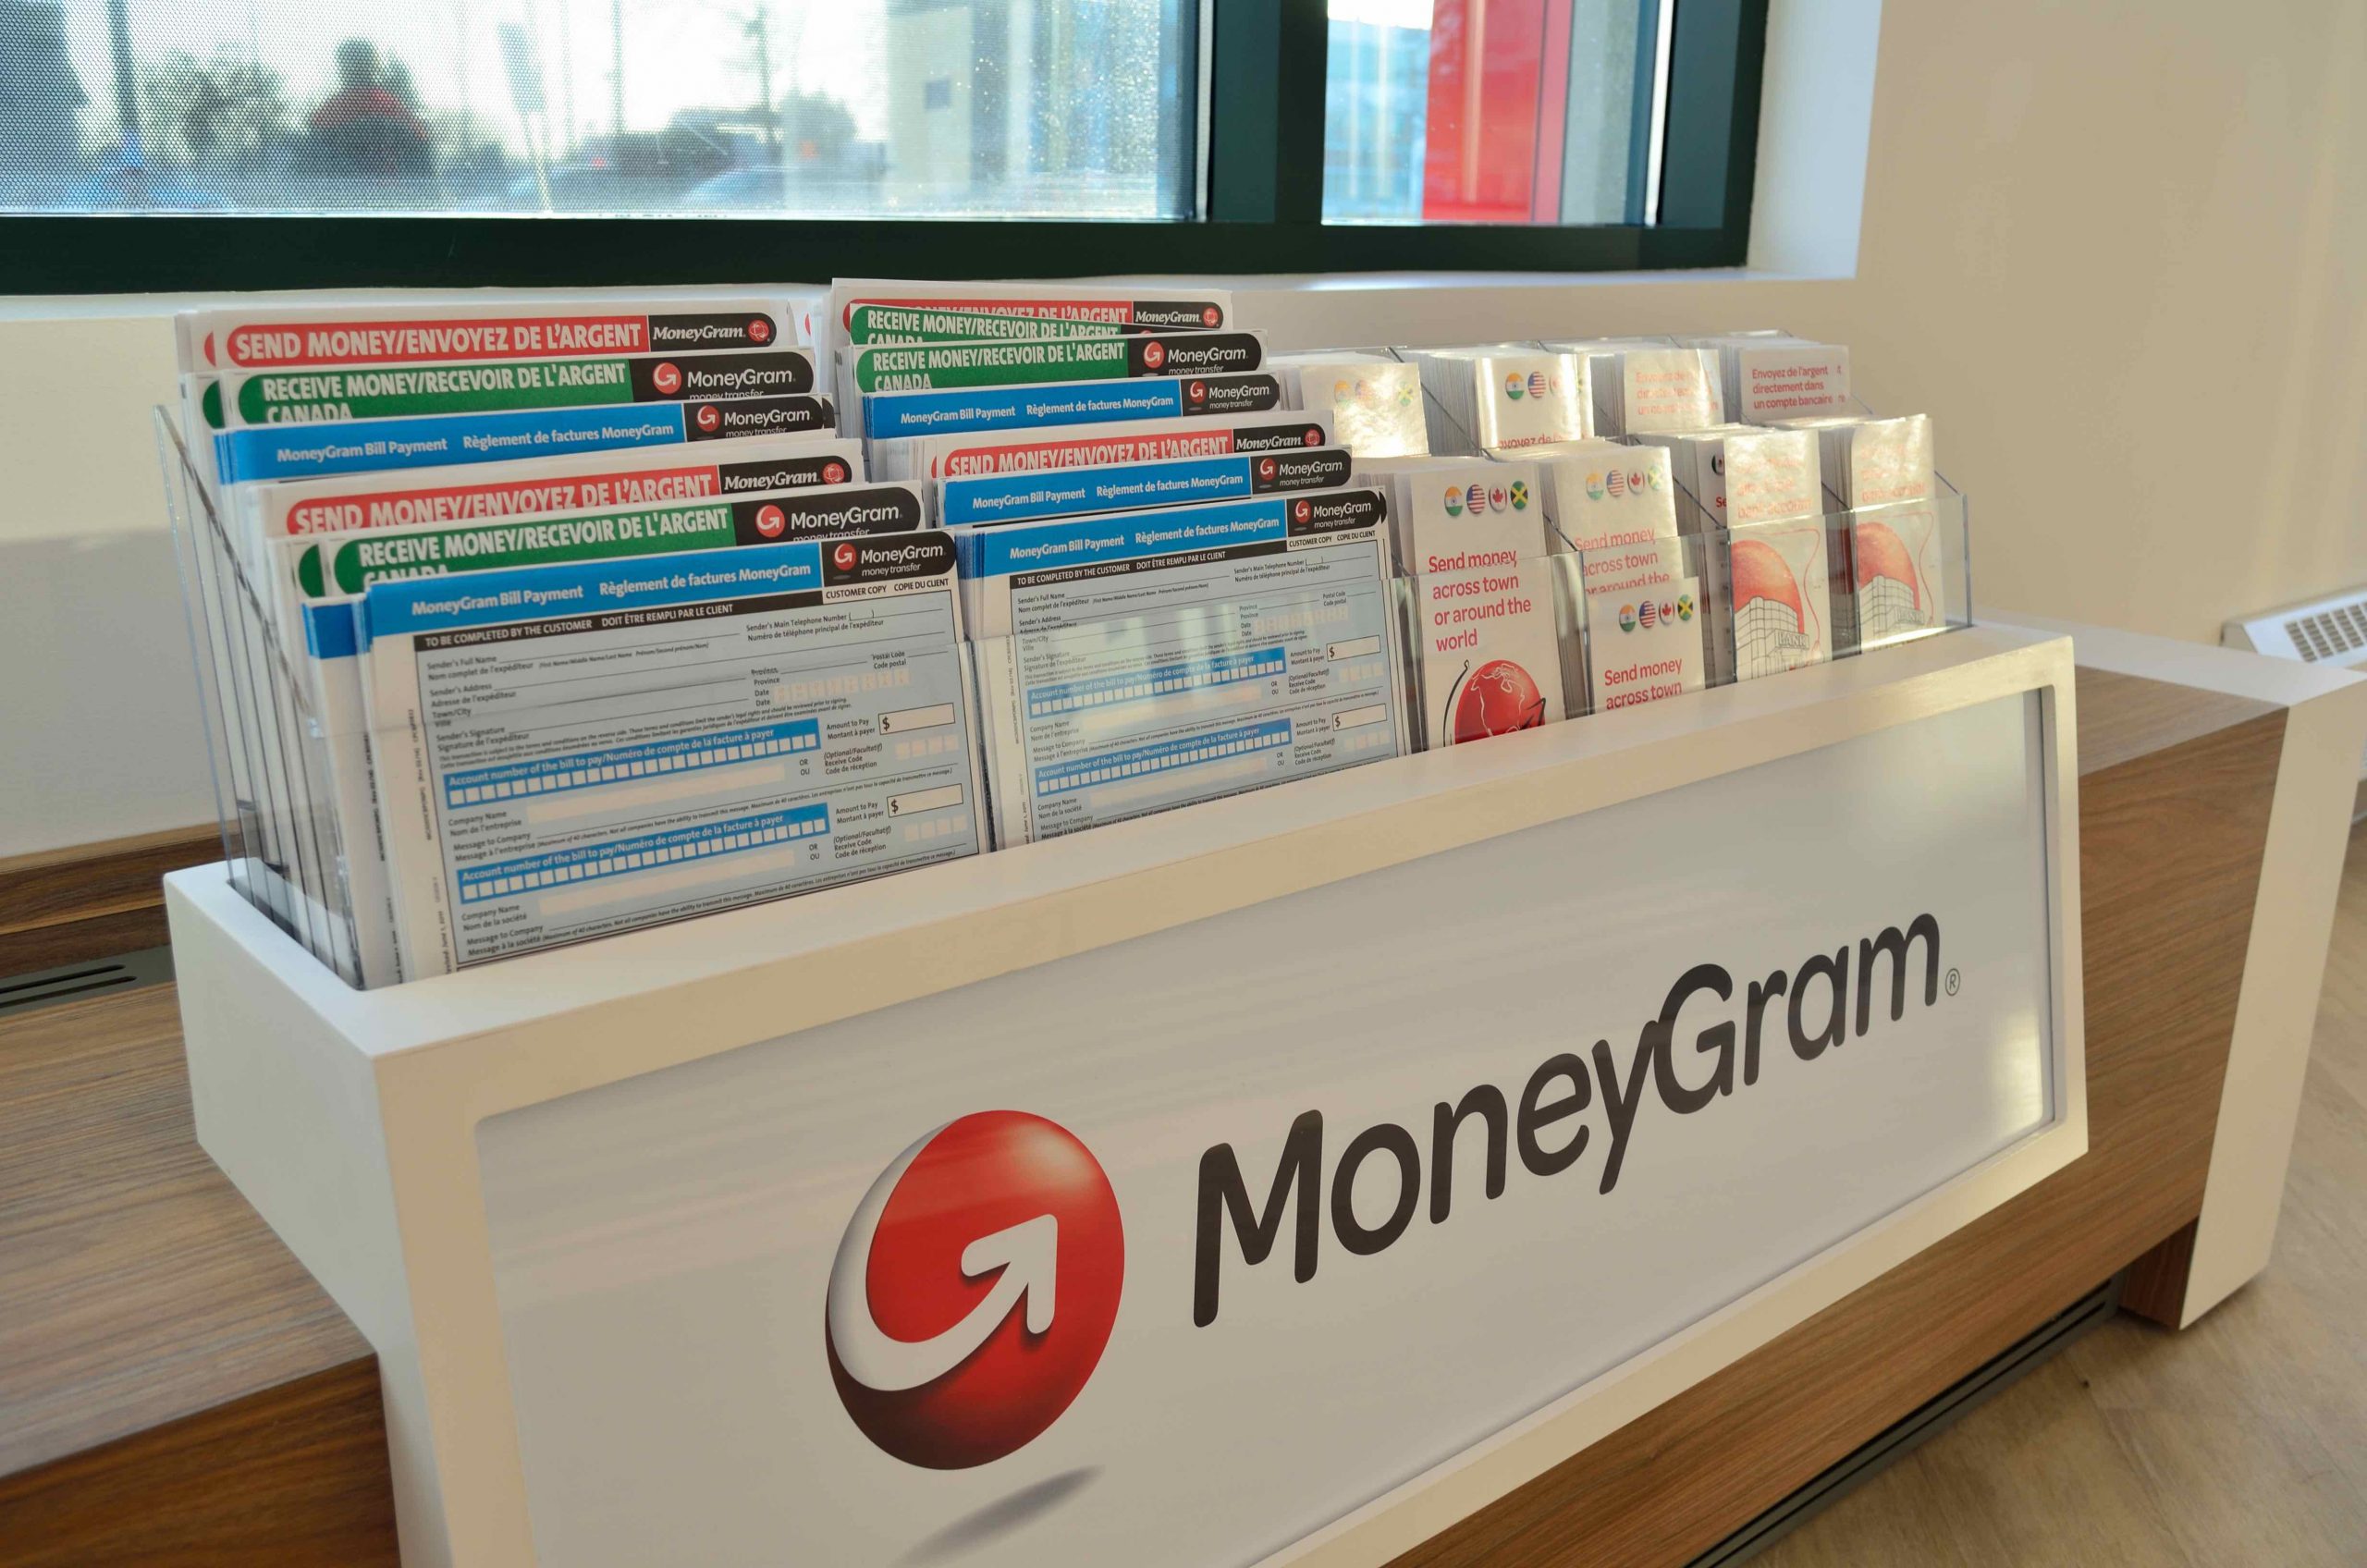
1945 968 1961 997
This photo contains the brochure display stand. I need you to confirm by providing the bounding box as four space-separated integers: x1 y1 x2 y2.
167 622 2084 1568
157 293 2077 1566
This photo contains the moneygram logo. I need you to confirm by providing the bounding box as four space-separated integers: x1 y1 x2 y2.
747 316 773 344
832 541 859 570
1201 305 1222 327
652 361 683 395
823 459 850 484
828 1112 1124 1469
754 504 787 538
1142 339 1168 371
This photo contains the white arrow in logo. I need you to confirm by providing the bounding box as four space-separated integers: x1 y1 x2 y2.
828 1130 1059 1393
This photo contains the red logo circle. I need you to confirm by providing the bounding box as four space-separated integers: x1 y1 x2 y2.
1200 305 1220 327
828 1112 1123 1470
832 541 859 570
694 404 722 432
1293 498 1313 524
748 316 773 344
754 504 787 538
823 459 849 484
1257 457 1277 481
1304 428 1320 446
1142 339 1167 371
1186 379 1207 404
653 361 683 395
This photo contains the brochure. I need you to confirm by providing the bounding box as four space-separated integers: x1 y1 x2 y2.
1689 334 1854 423
861 372 1284 444
364 534 982 974
1580 539 1708 714
881 410 1331 485
1405 347 1589 453
1717 520 1834 682
1781 414 1944 648
1271 352 1429 458
1637 426 1823 532
1409 558 1570 748
213 396 836 484
850 332 1262 395
1550 345 1723 435
281 483 924 984
940 446 1351 527
1387 458 1551 577
1532 440 1682 570
184 298 797 371
960 491 1405 844
211 349 817 428
247 435 863 539
826 279 1234 363
843 303 1165 347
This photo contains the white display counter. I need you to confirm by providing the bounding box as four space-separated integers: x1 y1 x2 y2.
166 623 2085 1568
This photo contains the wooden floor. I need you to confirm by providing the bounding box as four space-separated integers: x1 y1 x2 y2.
1760 817 2367 1568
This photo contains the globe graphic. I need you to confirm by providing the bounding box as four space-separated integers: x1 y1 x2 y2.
1453 659 1548 742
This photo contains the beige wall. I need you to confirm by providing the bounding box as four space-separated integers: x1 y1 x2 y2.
3 0 2363 853
1827 0 2367 642
1239 1 2367 642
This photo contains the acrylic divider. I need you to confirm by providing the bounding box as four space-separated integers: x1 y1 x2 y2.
1387 494 1973 758
1384 334 1885 453
157 408 367 986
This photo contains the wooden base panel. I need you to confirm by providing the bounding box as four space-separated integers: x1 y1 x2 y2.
0 1361 397 1568
0 827 218 976
2120 1220 2200 1327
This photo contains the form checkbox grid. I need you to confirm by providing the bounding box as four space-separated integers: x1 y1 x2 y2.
444 718 821 809
456 802 831 904
1035 718 1292 798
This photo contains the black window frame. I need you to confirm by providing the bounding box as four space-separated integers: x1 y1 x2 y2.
0 0 1765 295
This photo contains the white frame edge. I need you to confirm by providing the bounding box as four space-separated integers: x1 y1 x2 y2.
167 624 2086 1568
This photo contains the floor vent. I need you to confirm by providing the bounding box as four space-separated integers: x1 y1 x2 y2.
0 946 176 1018
1688 1273 2124 1566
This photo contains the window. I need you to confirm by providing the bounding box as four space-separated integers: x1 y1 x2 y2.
0 0 1763 292
0 0 1196 218
1324 0 1659 227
